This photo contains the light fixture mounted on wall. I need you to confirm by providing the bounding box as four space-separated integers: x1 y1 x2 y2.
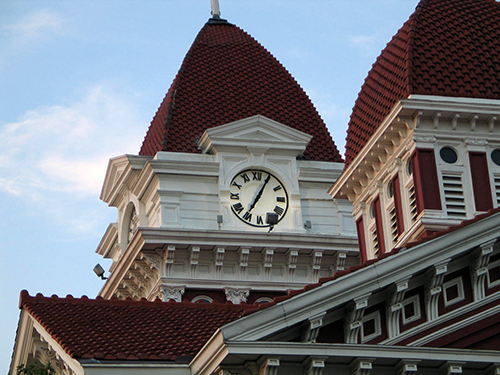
93 264 108 280
266 212 279 232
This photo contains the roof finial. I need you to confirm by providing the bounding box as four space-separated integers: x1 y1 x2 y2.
211 0 221 19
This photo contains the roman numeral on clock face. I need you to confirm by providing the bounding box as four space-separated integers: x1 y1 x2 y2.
252 171 262 180
273 185 282 191
242 211 252 222
276 197 285 203
241 173 250 183
257 216 264 225
232 203 244 214
274 206 284 216
230 193 240 200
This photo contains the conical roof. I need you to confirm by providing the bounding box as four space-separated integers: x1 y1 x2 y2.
140 19 342 162
345 0 500 165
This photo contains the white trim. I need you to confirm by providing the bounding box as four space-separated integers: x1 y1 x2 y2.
443 277 465 307
408 302 500 347
360 311 381 343
487 259 500 288
402 294 421 325
384 291 500 346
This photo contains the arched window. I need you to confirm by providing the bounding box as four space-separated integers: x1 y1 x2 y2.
192 295 213 303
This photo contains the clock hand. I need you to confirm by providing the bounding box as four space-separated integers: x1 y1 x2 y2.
248 174 271 212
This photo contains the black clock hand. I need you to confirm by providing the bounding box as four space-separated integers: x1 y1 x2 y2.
248 174 271 212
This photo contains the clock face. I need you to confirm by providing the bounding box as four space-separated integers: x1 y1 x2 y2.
229 169 289 227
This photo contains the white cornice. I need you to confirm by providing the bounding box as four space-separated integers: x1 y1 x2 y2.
329 95 500 201
95 222 118 258
221 341 500 364
137 228 359 253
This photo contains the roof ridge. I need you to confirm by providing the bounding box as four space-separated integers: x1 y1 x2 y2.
19 290 251 312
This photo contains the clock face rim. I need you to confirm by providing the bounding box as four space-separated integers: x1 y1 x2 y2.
229 168 289 227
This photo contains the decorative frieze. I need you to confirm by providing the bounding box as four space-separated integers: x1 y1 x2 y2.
345 293 371 343
471 240 495 301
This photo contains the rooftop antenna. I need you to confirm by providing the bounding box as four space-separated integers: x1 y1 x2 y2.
211 0 221 19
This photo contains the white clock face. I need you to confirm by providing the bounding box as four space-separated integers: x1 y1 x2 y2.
229 169 289 227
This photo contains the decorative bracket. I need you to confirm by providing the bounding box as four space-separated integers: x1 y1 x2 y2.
301 312 326 342
350 358 374 375
239 248 250 279
440 362 465 375
164 245 176 277
214 247 225 279
386 276 411 338
345 293 371 343
425 259 450 321
334 252 347 272
288 250 299 281
259 358 280 375
263 248 275 281
471 239 495 301
397 360 419 375
311 251 323 280
189 246 200 277
303 357 326 375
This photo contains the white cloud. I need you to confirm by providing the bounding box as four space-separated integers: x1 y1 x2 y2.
3 9 65 44
349 34 376 47
0 85 144 199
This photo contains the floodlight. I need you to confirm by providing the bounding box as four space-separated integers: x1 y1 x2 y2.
93 264 108 280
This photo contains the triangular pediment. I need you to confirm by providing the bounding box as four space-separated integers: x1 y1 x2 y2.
198 115 312 156
100 154 150 205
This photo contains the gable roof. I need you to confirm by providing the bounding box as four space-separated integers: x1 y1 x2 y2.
344 0 500 165
19 291 249 361
250 208 500 314
139 19 342 162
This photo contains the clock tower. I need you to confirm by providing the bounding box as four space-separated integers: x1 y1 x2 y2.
96 15 358 304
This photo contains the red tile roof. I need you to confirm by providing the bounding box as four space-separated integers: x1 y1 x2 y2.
345 0 500 165
20 291 249 361
139 19 342 162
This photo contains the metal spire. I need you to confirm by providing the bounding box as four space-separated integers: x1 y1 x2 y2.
211 0 221 18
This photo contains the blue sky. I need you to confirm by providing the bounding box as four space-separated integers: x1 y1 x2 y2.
1 0 420 370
